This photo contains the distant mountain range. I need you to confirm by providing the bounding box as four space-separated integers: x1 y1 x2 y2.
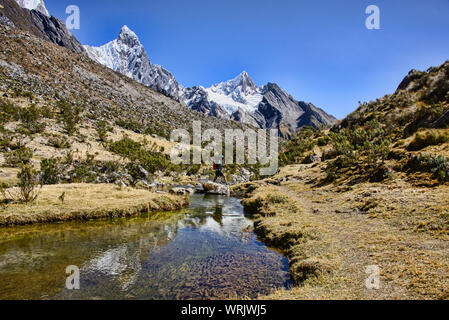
85 26 337 137
4 0 337 137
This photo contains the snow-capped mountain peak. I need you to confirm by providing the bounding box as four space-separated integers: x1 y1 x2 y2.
215 71 258 95
205 71 263 115
15 0 49 17
84 26 184 101
83 26 336 135
118 25 140 44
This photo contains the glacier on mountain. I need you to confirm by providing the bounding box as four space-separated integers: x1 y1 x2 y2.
15 0 49 17
84 25 184 101
204 71 263 115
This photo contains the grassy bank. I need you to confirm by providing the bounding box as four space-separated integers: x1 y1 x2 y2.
0 184 189 226
234 164 449 300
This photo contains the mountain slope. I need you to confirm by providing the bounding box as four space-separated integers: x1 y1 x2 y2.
0 0 85 54
84 26 183 101
279 59 449 182
0 24 248 138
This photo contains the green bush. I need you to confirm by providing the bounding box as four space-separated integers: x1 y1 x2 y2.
5 147 33 167
279 127 317 166
405 154 449 182
19 104 46 134
95 120 111 143
40 157 63 185
68 153 96 183
57 100 81 135
0 98 20 123
109 136 170 174
404 103 447 136
186 164 201 176
17 164 41 203
100 161 121 174
48 135 71 149
11 88 34 101
323 120 392 182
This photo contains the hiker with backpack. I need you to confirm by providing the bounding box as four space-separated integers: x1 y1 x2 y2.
213 156 228 184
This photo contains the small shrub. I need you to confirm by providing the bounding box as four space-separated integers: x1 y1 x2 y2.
0 98 20 123
0 182 11 204
99 161 121 174
5 147 33 167
95 120 111 143
266 194 288 204
404 103 447 136
16 164 41 203
317 136 330 146
405 154 449 182
40 105 54 119
48 135 71 149
68 153 96 183
279 127 317 166
186 164 201 176
40 157 63 185
57 100 81 135
110 136 170 174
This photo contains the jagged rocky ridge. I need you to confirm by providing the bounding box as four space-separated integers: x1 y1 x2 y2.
84 26 183 102
185 74 337 138
84 26 337 137
0 0 85 54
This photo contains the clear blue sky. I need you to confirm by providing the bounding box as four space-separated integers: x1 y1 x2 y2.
45 0 449 119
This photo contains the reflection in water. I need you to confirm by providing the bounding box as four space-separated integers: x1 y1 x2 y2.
0 195 291 300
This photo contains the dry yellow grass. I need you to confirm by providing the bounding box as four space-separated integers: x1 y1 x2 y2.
0 167 19 186
0 183 188 226
236 163 449 300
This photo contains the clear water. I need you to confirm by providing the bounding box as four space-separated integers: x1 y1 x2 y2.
0 195 291 300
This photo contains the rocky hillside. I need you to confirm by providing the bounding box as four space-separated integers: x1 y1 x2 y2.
279 60 449 185
0 0 85 54
0 22 256 190
0 23 247 136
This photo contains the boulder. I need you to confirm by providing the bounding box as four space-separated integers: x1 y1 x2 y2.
240 168 252 179
137 165 149 179
169 187 194 196
304 153 321 164
202 182 230 196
